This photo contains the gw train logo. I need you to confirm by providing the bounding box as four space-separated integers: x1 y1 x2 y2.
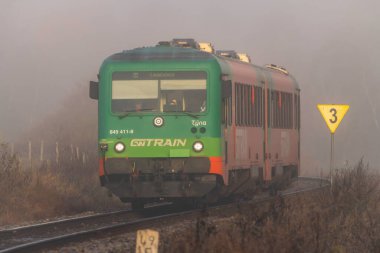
130 139 187 147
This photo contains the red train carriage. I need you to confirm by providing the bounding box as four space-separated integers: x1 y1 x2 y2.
219 56 300 196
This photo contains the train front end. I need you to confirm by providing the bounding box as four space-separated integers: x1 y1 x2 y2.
91 46 224 206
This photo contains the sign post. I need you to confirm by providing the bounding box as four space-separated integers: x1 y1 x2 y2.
317 104 349 188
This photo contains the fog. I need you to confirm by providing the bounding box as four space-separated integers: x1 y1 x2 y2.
0 0 379 171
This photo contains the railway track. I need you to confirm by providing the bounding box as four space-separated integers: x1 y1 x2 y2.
0 177 329 253
0 203 174 253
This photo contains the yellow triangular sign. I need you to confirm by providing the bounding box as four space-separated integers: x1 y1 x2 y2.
317 104 349 134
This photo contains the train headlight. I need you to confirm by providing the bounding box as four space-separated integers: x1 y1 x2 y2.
114 142 125 153
192 141 204 152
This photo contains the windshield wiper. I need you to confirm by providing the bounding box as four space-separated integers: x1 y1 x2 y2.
173 111 199 119
118 111 132 119
118 108 155 119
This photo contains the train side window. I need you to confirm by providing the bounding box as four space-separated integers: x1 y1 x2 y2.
257 86 262 127
294 94 296 129
275 91 278 128
243 84 247 126
278 92 281 128
279 92 282 128
284 93 288 128
281 92 285 128
244 85 251 126
249 85 253 126
222 80 232 98
277 91 280 128
290 93 293 129
294 94 299 129
297 94 300 129
222 82 232 126
280 92 283 128
284 92 287 128
236 83 244 126
261 87 264 127
298 95 301 129
287 93 289 128
240 84 244 126
281 92 284 128
255 86 258 127
289 93 293 129
240 84 247 126
235 84 238 125
285 93 288 128
272 91 277 128
222 79 232 126
267 90 271 128
222 97 227 124
237 84 239 126
228 96 232 125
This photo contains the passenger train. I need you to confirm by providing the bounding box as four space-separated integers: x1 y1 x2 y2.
90 39 300 209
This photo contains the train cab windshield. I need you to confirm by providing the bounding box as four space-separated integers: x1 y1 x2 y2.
111 71 207 114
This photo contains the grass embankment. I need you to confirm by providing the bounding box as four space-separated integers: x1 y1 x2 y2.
0 85 124 225
0 142 123 226
164 160 380 253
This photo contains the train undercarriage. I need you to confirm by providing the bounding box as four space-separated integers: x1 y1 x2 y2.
101 157 298 210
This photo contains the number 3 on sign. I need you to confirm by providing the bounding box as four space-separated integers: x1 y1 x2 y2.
317 104 349 134
329 108 337 123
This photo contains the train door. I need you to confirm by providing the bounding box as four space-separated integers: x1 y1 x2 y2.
221 79 232 183
263 72 274 182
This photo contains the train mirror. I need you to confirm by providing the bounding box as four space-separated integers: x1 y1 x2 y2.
89 81 99 100
221 80 232 98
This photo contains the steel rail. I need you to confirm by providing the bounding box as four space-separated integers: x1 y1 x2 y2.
0 210 197 253
0 209 132 234
0 202 172 252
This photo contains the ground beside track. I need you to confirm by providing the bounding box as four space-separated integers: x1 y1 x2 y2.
46 178 326 253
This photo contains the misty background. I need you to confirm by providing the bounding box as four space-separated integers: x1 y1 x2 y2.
0 0 379 173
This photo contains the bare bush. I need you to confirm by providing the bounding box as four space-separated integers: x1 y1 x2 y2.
0 141 123 225
0 85 124 226
328 159 380 252
164 160 380 253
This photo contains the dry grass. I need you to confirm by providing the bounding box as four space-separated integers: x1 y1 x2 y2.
0 85 124 226
0 142 123 225
164 160 380 253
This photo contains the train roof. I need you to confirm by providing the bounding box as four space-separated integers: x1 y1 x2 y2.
106 46 214 62
105 44 289 75
102 42 299 91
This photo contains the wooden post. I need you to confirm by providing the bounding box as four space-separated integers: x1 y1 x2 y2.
11 143 14 157
40 140 44 162
56 142 59 166
76 147 80 160
82 152 86 165
70 144 74 161
28 140 32 169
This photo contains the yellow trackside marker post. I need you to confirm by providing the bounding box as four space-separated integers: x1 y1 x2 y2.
136 229 159 253
317 104 350 188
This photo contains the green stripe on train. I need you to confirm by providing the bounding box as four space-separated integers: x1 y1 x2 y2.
101 137 222 158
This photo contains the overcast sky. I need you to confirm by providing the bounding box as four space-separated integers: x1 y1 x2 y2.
0 0 379 170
